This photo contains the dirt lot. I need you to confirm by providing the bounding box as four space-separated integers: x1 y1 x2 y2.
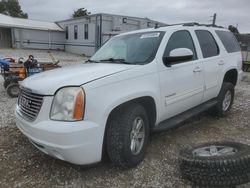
0 50 250 187
0 49 87 66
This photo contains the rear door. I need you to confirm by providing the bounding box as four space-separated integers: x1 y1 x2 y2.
215 30 242 81
194 30 222 102
158 30 204 120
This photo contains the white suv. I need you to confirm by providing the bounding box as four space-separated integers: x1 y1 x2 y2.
15 24 243 168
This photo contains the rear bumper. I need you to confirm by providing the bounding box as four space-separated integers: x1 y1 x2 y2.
15 109 104 165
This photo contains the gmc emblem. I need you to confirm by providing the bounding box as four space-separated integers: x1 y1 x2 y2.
19 96 31 108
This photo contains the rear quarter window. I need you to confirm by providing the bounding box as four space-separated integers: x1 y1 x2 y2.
215 30 241 53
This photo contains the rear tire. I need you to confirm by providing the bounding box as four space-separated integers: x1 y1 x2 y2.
211 82 234 116
6 83 20 98
106 104 150 168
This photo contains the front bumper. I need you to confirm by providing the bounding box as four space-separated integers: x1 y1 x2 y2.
15 108 104 165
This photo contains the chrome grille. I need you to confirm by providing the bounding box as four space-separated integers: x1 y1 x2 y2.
18 88 44 121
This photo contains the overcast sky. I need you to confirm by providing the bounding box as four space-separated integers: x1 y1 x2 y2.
19 0 250 33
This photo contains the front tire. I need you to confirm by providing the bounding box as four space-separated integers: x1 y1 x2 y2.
106 104 150 168
212 82 234 116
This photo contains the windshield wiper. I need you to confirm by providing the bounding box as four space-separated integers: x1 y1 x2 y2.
85 59 99 63
99 58 132 64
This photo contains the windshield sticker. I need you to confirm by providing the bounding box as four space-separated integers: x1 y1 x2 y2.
140 33 160 39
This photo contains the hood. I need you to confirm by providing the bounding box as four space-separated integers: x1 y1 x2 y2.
21 63 138 95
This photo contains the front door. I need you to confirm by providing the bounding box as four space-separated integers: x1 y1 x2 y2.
158 30 204 120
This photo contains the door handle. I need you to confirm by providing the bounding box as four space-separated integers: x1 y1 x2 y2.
218 60 225 65
193 67 202 73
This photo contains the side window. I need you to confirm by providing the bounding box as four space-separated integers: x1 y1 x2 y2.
164 30 197 61
74 25 78 40
195 30 219 58
84 24 88 40
215 30 240 53
65 26 68 40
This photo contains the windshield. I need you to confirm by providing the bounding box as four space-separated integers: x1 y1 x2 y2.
90 31 165 65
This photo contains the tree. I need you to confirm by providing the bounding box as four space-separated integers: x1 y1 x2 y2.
228 25 239 34
0 0 28 18
0 1 6 13
72 8 90 18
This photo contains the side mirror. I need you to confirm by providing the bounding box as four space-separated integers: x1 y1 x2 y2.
163 48 194 67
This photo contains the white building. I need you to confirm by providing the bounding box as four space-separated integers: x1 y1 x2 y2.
0 14 64 50
0 13 166 56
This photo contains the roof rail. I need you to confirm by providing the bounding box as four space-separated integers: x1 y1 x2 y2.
153 22 225 30
182 22 224 28
166 22 224 29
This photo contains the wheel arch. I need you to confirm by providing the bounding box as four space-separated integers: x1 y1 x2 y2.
223 69 238 86
106 96 157 130
102 96 157 159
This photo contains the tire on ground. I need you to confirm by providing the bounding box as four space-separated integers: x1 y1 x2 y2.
106 103 150 168
6 83 20 98
211 82 235 116
179 141 250 187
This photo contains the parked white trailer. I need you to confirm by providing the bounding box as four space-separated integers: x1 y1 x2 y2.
57 13 167 56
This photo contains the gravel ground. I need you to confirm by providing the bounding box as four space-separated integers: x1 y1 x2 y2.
0 49 88 66
0 51 250 188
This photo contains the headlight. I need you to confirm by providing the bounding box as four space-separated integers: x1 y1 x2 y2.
50 87 85 121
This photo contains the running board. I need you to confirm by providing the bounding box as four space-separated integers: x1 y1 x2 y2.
153 100 217 132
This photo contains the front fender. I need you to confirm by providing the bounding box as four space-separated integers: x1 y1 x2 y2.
83 72 161 129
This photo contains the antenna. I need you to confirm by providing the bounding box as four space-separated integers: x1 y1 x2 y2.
212 13 217 26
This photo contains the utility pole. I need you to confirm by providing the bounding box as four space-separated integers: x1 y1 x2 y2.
212 13 217 26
